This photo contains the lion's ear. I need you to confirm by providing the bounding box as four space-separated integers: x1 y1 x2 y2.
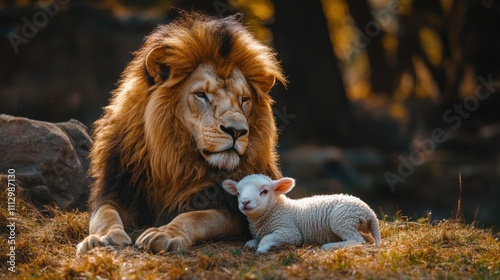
146 47 171 84
260 75 276 94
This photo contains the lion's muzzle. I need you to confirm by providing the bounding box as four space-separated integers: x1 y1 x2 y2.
217 111 249 155
199 111 249 170
220 111 248 138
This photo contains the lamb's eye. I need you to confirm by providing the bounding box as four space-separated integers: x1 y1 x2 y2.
194 91 209 102
260 189 268 196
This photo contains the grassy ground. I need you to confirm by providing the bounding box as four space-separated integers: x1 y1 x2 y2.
1 194 499 279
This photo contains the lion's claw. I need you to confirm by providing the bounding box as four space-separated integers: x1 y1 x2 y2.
135 227 190 253
76 229 132 255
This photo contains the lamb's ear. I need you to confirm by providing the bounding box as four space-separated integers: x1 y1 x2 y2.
146 46 171 84
272 177 295 195
221 179 239 196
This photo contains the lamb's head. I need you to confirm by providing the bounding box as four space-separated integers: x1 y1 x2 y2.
222 174 295 218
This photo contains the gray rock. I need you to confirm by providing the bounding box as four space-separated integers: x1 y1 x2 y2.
0 114 92 211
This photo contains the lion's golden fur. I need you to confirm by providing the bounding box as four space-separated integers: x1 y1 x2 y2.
88 12 286 221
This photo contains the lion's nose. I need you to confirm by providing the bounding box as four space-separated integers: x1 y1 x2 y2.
220 125 248 141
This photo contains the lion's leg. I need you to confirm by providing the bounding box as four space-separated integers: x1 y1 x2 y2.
76 204 132 255
135 209 243 253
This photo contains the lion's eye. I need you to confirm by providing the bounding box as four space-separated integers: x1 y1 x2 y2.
194 91 209 102
241 97 250 103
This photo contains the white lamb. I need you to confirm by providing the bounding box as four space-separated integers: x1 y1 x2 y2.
221 174 381 253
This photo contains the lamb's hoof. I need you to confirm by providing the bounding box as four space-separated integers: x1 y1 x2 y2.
256 248 270 254
320 244 336 250
245 239 259 249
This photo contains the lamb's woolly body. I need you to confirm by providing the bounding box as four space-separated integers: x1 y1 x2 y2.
221 174 381 252
250 194 380 247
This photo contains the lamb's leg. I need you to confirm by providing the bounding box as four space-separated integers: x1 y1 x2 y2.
255 230 302 253
245 239 259 249
321 227 365 250
321 239 362 250
256 233 281 253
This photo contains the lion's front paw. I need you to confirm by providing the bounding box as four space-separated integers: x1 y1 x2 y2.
135 226 192 253
76 229 132 255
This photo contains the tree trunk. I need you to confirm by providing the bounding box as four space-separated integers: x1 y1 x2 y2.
346 0 396 96
271 0 359 147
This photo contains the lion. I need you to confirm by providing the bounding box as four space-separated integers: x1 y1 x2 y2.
76 12 286 255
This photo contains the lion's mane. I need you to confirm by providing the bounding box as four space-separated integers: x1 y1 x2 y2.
89 12 286 227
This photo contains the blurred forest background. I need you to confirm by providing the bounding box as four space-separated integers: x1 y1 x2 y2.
1 0 499 228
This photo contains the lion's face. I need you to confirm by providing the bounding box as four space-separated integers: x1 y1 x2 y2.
179 64 252 171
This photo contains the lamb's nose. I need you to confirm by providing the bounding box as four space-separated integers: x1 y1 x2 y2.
242 200 250 207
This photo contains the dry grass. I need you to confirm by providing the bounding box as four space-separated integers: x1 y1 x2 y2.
1 191 499 279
